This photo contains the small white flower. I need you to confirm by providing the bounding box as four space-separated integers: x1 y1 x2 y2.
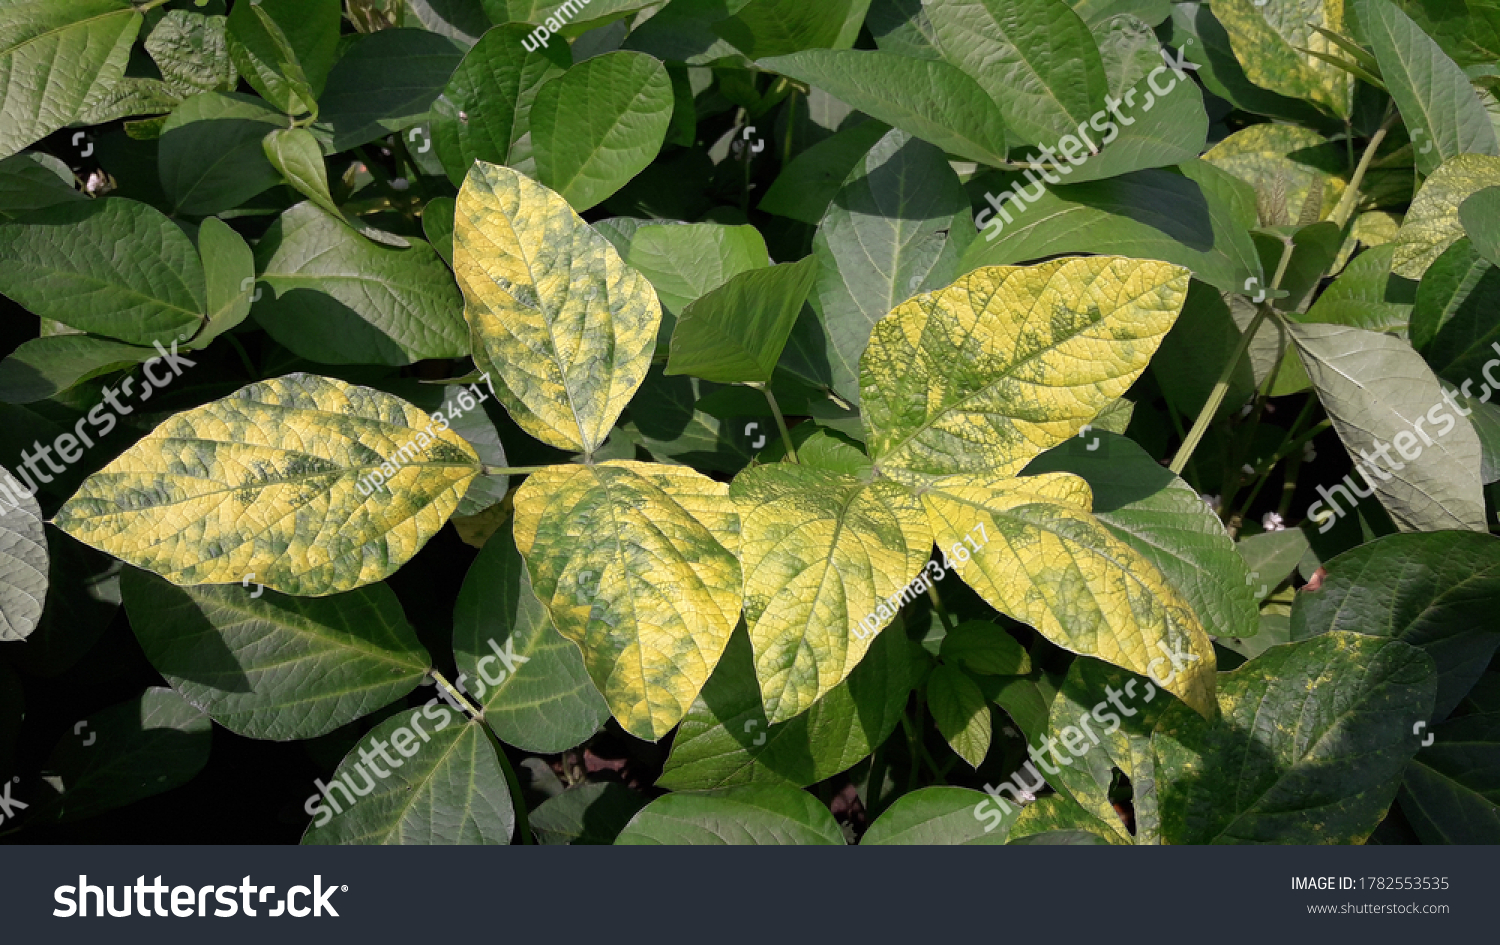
1261 511 1286 532
1201 493 1221 511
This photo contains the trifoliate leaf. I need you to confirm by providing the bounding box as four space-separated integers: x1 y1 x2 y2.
55 374 480 596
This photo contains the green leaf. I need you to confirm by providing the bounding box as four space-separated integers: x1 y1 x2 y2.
253 202 466 365
531 782 648 844
454 163 660 453
1304 242 1416 332
315 29 463 153
940 620 1031 675
0 335 156 404
1055 65 1210 186
1410 238 1500 384
1391 153 1500 279
0 465 47 642
422 195 455 267
596 218 770 316
11 532 120 678
0 0 142 160
55 373 481 596
732 464 930 723
1291 531 1500 719
619 367 762 474
0 198 205 346
1290 322 1488 532
1400 711 1500 843
923 472 1217 716
960 164 1264 295
453 527 609 753
924 0 1107 146
1043 658 1169 843
928 663 993 766
31 686 210 825
262 127 341 218
1362 0 1499 176
1154 632 1436 843
757 121 891 225
666 257 818 385
861 257 1191 484
1235 527 1311 600
614 783 845 844
513 461 742 740
122 568 429 740
659 621 911 790
0 153 83 220
146 10 237 96
302 711 515 845
714 0 864 58
193 216 255 350
802 129 973 406
1207 0 1351 117
862 786 1015 844
531 51 674 212
756 50 1011 167
431 23 571 186
159 91 287 217
1025 432 1261 641
1459 186 1500 267
408 0 495 47
226 0 341 116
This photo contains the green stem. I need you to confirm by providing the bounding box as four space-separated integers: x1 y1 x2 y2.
926 583 957 634
758 384 797 463
1169 239 1297 477
134 0 173 11
390 131 431 202
1219 326 1292 516
1169 305 1269 476
1330 108 1398 229
865 743 888 818
1237 416 1331 523
480 464 550 476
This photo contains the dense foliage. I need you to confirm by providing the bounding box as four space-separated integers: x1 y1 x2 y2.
0 0 1496 845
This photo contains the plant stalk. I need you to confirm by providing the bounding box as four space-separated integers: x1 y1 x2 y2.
1330 108 1398 229
1169 238 1297 476
758 384 798 463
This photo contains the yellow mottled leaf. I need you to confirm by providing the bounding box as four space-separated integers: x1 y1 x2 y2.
512 461 742 740
55 374 479 596
1391 153 1500 279
860 256 1190 486
1209 0 1351 117
921 472 1216 717
1202 123 1347 225
453 162 660 453
732 464 931 724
